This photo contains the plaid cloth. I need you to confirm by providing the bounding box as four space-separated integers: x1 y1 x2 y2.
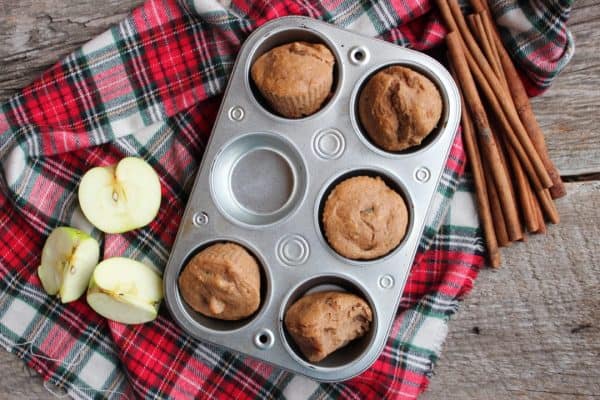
491 0 575 95
0 1 573 399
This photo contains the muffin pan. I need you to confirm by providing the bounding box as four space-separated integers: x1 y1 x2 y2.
163 16 460 382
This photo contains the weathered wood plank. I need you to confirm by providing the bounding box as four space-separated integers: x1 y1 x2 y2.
0 0 144 100
0 350 54 399
424 181 600 400
530 0 600 176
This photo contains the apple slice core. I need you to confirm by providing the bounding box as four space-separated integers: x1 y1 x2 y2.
86 257 163 324
78 157 161 233
37 227 100 303
59 237 101 303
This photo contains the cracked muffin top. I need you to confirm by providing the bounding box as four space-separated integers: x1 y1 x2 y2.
358 66 442 151
322 176 408 260
178 242 261 320
251 41 335 118
284 291 372 362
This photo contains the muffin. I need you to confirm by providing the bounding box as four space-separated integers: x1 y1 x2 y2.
284 291 373 363
322 176 408 260
178 243 260 320
358 66 443 151
251 41 335 118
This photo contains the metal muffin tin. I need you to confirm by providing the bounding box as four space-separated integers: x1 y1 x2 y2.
163 16 460 381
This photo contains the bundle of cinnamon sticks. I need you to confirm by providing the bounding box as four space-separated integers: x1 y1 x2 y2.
435 0 565 267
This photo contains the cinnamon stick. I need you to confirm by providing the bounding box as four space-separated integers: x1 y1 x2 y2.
531 190 547 234
436 0 543 191
445 0 553 190
463 47 544 191
472 33 535 233
483 159 511 247
466 8 544 232
446 32 522 241
498 127 539 232
469 0 486 13
452 65 501 266
473 1 566 198
538 188 560 224
489 126 523 240
467 10 560 225
476 12 510 93
468 14 502 81
479 12 508 90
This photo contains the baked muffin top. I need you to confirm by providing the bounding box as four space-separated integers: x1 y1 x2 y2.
178 242 260 320
251 41 335 117
284 291 372 362
322 176 409 260
358 66 442 151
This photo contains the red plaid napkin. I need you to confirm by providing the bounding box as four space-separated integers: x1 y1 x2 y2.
0 1 573 399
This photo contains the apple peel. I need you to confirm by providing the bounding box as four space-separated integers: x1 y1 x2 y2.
87 257 163 324
78 157 161 234
37 227 100 303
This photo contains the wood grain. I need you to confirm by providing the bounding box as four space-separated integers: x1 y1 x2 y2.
0 0 144 100
0 0 598 399
530 0 600 176
0 351 54 400
423 181 600 400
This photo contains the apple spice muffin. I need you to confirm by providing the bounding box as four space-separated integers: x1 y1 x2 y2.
178 243 260 320
284 291 373 363
251 41 335 118
322 176 408 260
358 65 443 151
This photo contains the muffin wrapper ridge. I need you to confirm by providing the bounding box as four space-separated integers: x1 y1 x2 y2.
264 79 331 118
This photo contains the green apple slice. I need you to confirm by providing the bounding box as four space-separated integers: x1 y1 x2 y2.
86 257 163 324
78 157 161 234
37 227 100 303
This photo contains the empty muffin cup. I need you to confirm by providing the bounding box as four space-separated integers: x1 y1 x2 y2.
210 133 308 227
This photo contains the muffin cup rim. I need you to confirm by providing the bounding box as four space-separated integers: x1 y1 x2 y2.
210 131 309 229
350 61 451 157
278 273 380 371
174 237 273 334
244 25 344 122
314 167 415 265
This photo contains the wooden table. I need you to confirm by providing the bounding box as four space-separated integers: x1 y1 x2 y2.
1 1 598 398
